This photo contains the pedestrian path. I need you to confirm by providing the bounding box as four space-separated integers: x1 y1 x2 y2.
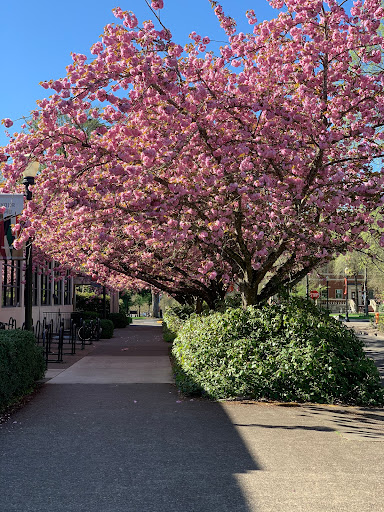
1 321 384 512
46 323 173 384
345 319 384 383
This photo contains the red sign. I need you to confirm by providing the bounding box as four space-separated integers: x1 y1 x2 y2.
310 290 320 299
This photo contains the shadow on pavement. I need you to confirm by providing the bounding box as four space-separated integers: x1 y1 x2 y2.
298 404 384 441
233 423 334 432
0 383 260 512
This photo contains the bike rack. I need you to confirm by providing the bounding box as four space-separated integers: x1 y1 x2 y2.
45 324 64 364
37 315 102 367
34 320 42 344
62 320 77 355
8 317 16 329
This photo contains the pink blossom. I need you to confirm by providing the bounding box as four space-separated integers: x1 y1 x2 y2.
2 0 384 308
2 118 13 128
151 0 164 10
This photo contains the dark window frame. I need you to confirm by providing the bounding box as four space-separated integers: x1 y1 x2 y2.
64 273 72 306
2 259 21 307
40 265 52 306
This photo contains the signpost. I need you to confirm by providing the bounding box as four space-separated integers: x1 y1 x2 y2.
0 194 24 218
309 290 320 300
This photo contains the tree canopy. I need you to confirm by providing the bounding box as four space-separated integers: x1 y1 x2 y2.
2 0 384 308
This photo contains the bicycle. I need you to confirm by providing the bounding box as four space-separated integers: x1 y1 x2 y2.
78 319 101 342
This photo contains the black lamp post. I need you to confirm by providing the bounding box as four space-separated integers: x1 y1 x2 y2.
326 277 329 312
22 160 39 331
344 267 349 322
364 266 369 316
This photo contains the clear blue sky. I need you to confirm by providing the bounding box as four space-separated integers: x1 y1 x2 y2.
0 0 277 147
0 0 354 148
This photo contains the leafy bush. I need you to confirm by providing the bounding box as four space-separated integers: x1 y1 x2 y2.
0 330 45 410
163 304 195 342
223 292 243 309
75 291 110 315
71 311 99 326
108 312 131 328
172 298 384 406
100 319 114 339
163 323 176 343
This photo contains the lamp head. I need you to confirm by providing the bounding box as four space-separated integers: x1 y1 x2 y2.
23 160 39 200
22 160 39 179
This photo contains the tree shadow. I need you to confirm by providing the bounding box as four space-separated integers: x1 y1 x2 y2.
233 423 334 432
298 403 384 440
0 383 260 512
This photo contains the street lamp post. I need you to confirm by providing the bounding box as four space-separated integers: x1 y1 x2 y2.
22 160 39 331
364 266 369 317
344 267 349 322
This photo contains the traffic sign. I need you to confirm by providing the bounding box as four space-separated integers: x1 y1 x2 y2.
310 290 320 299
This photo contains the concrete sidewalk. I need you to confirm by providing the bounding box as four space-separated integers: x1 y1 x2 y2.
345 319 384 385
1 321 384 511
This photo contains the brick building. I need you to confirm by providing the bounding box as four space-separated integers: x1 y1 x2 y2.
312 271 372 313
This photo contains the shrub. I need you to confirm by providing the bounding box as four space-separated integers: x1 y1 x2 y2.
0 330 45 411
162 304 195 342
75 291 110 315
100 319 114 339
172 298 384 406
71 311 99 326
108 312 131 328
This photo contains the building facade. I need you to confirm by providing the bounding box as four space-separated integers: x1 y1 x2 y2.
312 271 373 313
0 258 74 328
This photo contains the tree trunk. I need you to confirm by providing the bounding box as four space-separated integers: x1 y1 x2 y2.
151 291 160 318
239 279 259 308
195 297 203 314
102 286 107 319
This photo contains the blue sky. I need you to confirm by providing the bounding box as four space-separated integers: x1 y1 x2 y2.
0 0 354 148
0 0 277 147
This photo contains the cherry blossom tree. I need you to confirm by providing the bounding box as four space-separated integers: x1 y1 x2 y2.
2 0 384 308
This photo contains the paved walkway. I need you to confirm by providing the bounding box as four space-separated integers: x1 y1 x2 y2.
346 319 384 385
1 319 384 511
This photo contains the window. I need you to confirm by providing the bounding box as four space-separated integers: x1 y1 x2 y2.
54 280 63 305
321 289 327 298
32 270 38 306
2 260 21 307
64 273 72 305
53 264 63 305
40 266 52 306
335 289 343 299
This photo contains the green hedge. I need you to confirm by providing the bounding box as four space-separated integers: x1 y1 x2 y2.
0 330 45 411
100 319 114 339
163 305 194 343
172 298 384 406
108 312 132 328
